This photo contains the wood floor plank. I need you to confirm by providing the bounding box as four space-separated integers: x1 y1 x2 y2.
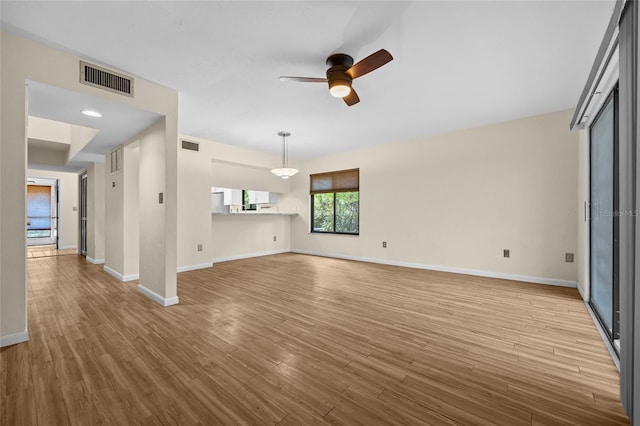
0 252 630 425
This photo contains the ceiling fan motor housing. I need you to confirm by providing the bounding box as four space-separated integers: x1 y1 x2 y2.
326 53 354 91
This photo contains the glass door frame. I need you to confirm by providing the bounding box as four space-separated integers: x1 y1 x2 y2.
589 85 620 345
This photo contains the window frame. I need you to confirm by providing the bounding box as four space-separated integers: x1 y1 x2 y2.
310 169 359 235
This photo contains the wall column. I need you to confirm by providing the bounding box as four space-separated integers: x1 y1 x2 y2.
137 118 178 306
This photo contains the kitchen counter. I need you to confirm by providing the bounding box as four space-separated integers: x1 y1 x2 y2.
212 212 298 216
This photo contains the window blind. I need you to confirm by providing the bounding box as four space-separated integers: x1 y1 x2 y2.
310 168 359 194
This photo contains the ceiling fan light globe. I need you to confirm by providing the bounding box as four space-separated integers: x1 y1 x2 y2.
329 84 351 98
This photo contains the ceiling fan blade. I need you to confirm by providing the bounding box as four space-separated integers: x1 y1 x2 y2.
279 76 328 83
346 49 393 79
343 88 360 106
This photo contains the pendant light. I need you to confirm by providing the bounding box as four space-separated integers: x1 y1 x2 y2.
271 131 299 179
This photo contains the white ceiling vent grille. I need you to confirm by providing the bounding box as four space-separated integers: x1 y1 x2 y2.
181 140 200 152
80 61 134 97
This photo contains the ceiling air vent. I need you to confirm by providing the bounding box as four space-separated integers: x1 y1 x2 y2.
80 61 134 97
181 140 199 152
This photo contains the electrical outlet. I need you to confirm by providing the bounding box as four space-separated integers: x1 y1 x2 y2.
273 235 277 242
503 249 510 258
382 241 387 248
159 192 164 204
197 244 203 252
565 253 574 263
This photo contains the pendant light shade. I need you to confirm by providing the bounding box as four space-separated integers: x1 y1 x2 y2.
271 131 299 179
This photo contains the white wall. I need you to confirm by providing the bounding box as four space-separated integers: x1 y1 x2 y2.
27 169 79 250
289 109 579 285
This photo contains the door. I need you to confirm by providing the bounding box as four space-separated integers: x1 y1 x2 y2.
80 173 88 256
589 87 620 343
26 178 58 246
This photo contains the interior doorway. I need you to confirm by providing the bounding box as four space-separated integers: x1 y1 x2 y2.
26 177 58 247
79 172 88 256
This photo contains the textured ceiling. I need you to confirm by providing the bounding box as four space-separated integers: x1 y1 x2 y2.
1 1 615 163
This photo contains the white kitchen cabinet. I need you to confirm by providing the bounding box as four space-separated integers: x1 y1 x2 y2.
222 188 242 205
247 190 278 204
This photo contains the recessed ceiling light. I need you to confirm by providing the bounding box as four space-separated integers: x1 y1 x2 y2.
81 109 102 118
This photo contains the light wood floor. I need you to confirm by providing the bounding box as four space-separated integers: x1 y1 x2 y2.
1 253 630 425
27 245 77 259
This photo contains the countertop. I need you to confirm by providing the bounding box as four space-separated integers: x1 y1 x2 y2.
211 212 298 216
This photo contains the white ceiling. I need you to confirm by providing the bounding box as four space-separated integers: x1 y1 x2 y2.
27 81 162 171
1 1 615 165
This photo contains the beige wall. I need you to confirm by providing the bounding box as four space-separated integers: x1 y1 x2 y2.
27 169 79 250
139 118 178 300
289 109 579 285
123 143 140 277
211 215 291 262
178 110 579 285
86 162 105 263
177 134 294 270
1 31 178 345
104 151 125 276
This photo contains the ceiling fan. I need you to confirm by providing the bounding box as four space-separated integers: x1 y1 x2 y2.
279 49 393 106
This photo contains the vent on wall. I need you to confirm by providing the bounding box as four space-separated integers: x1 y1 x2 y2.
181 140 200 152
80 61 134 97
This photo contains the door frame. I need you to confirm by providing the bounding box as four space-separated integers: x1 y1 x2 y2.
79 172 88 256
26 177 59 247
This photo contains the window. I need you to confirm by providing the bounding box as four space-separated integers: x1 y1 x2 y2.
242 190 256 211
310 168 359 234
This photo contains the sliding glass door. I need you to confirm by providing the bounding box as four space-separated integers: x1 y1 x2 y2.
590 87 619 342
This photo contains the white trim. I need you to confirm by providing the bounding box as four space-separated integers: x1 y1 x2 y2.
177 262 213 273
584 302 620 371
0 330 29 347
57 245 77 251
291 250 577 288
212 249 289 264
582 47 620 129
86 256 105 265
137 284 179 307
576 281 588 301
103 265 139 282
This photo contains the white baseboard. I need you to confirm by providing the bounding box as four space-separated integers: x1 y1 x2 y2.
212 249 289 264
291 250 577 288
0 329 29 347
576 281 588 301
103 265 139 282
177 262 213 273
57 245 77 251
137 284 179 307
584 302 619 371
86 256 105 265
